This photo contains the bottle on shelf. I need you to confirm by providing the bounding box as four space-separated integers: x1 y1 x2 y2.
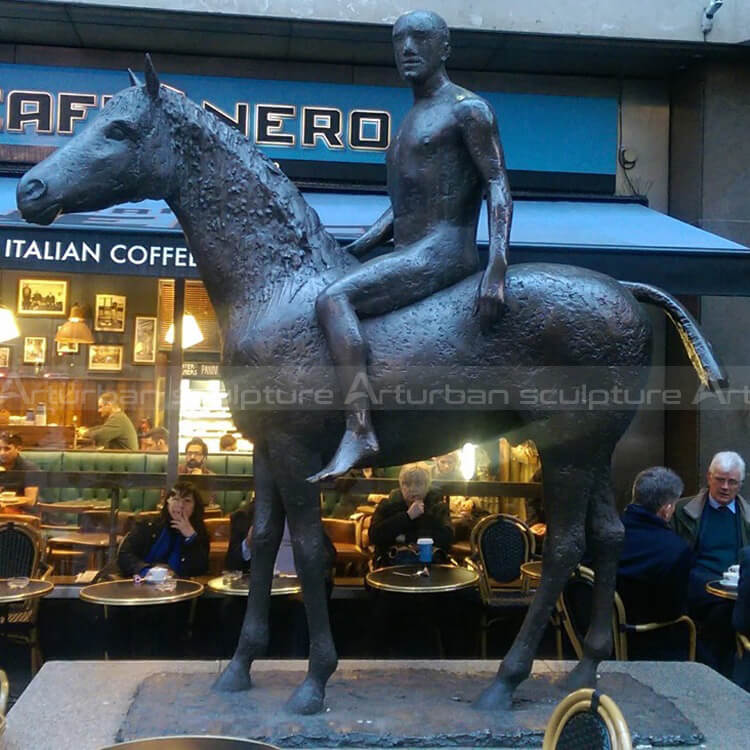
35 402 47 426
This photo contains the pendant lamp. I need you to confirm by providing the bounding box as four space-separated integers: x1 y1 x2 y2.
0 303 20 344
54 303 95 344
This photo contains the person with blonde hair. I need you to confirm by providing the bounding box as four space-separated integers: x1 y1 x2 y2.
369 462 453 567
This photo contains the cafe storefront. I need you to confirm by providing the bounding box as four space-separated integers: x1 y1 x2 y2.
1 59 749 538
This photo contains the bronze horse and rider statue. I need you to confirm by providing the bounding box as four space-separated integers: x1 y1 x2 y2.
17 10 724 716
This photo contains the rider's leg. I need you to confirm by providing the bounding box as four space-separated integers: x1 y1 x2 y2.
309 248 445 481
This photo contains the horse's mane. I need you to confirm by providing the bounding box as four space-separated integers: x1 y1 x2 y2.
153 85 347 278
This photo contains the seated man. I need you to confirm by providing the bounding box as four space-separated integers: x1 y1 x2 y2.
674 450 750 674
732 545 750 690
142 426 169 452
617 467 692 626
309 10 511 482
178 437 214 475
0 432 39 506
369 462 454 568
79 391 138 450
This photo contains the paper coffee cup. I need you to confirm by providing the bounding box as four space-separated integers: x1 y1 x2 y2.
417 537 434 563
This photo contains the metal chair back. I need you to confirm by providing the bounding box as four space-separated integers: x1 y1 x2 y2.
470 514 534 602
542 688 632 750
0 521 42 578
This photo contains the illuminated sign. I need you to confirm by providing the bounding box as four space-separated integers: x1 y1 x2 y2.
0 63 617 176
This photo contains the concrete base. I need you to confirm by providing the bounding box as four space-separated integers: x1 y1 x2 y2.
4 659 749 749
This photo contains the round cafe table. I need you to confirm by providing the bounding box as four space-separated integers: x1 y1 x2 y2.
705 579 738 601
79 579 204 606
0 578 54 605
207 574 301 597
104 737 280 749
79 579 205 659
366 563 478 593
520 560 543 591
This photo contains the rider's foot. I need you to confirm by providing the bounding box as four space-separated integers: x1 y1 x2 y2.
307 428 379 483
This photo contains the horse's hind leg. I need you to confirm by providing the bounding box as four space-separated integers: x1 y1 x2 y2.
475 456 592 711
215 442 284 692
565 467 624 690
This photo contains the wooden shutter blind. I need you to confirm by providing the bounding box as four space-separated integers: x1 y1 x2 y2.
157 279 222 353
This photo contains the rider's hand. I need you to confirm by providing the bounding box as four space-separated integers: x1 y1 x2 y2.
407 500 425 520
476 263 507 333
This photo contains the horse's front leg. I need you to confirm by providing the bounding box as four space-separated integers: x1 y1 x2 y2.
270 437 338 715
215 441 284 692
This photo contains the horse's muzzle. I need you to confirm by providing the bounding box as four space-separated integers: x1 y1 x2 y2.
16 175 60 225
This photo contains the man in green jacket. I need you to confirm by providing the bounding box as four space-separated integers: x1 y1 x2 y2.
673 450 750 673
80 391 138 450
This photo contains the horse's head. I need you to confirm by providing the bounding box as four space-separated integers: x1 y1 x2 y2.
17 56 174 225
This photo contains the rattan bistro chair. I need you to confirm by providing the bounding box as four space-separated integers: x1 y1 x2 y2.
468 513 536 657
557 565 696 661
0 520 52 673
0 668 8 738
542 688 632 750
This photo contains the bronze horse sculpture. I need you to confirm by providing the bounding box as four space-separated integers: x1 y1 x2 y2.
17 60 724 714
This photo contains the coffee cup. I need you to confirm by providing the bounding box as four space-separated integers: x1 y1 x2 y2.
417 537 434 564
146 566 168 582
728 564 740 576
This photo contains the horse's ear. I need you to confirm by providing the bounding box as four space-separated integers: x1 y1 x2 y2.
128 69 140 87
144 53 160 100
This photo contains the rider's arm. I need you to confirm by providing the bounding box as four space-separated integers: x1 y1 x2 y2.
343 206 394 258
457 98 513 331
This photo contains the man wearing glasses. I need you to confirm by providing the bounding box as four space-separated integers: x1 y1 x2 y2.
673 451 750 673
0 432 39 506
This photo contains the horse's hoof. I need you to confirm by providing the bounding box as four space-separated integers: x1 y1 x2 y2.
285 676 325 715
473 680 513 711
308 430 379 483
563 660 599 691
213 659 252 693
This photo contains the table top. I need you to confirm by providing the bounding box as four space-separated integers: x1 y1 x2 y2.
366 564 478 593
79 579 204 606
41 499 112 512
0 578 54 604
105 737 280 749
0 496 26 508
207 574 302 597
47 532 112 547
520 561 543 581
705 579 738 601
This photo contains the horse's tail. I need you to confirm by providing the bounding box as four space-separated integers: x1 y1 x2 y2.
621 281 727 392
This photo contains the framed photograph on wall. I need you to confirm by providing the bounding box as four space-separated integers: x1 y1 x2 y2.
88 344 123 371
94 294 127 332
0 346 10 368
23 336 46 364
17 278 68 316
133 316 157 364
56 341 79 355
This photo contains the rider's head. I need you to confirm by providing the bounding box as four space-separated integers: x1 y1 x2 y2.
392 11 451 84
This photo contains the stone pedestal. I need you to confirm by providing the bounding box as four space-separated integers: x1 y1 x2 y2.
4 659 749 749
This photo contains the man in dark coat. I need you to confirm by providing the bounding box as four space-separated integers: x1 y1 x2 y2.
673 450 750 674
617 467 692 659
732 545 750 690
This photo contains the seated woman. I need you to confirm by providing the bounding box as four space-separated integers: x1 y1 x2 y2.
369 462 454 568
118 481 210 578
